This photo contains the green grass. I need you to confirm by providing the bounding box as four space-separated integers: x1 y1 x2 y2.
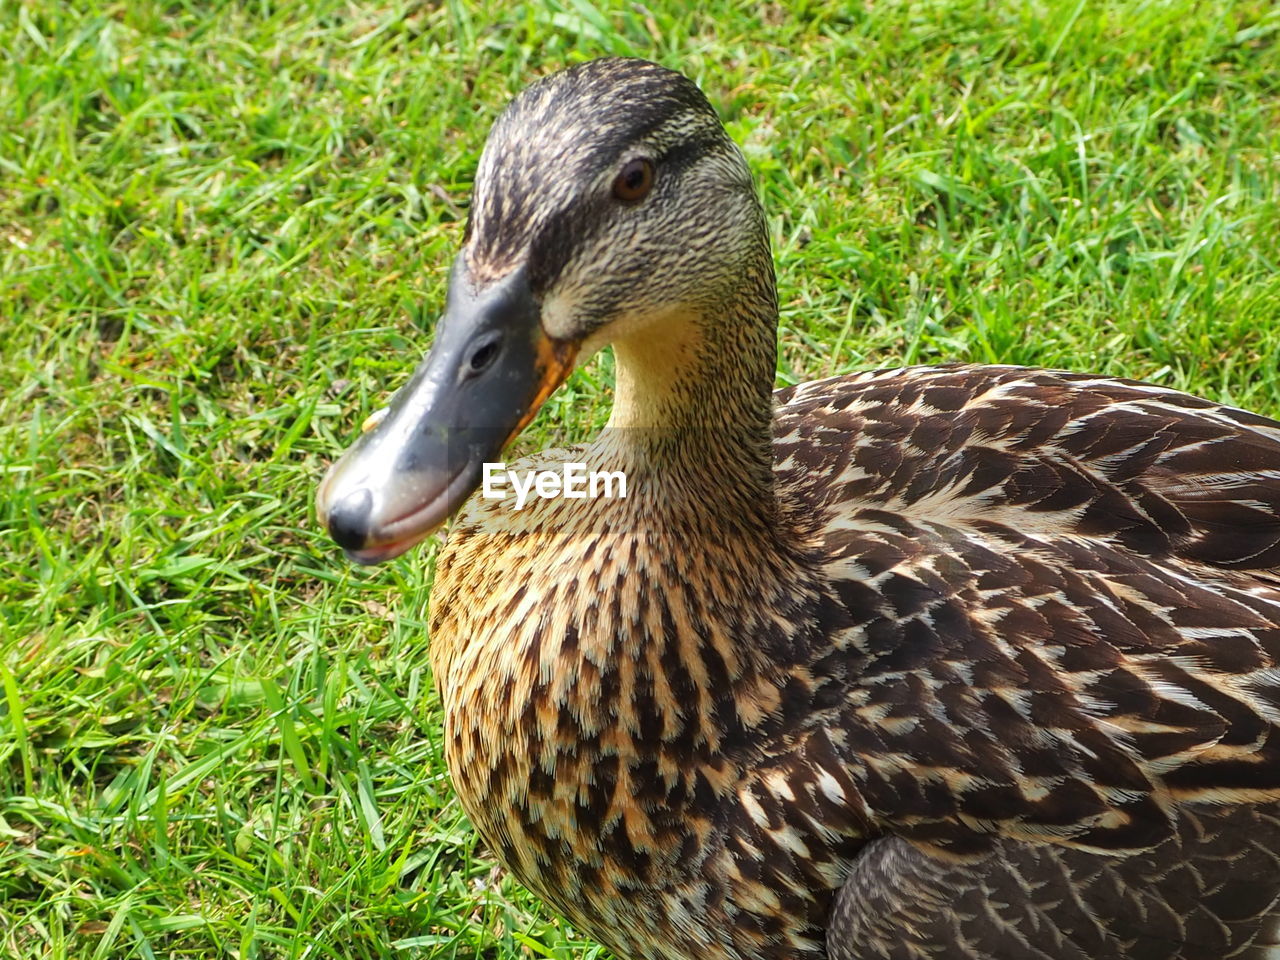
2 0 1278 957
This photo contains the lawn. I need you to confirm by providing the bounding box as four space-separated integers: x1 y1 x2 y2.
1 0 1278 957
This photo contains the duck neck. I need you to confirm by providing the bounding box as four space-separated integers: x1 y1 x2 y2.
599 271 779 529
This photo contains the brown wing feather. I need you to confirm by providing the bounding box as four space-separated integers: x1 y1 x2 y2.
778 365 1280 572
828 805 1280 960
774 365 1280 854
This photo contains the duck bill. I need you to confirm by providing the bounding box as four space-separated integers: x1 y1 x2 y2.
316 262 577 564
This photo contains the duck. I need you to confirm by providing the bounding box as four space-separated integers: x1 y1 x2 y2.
315 57 1280 960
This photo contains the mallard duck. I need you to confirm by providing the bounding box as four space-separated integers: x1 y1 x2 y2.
316 58 1280 960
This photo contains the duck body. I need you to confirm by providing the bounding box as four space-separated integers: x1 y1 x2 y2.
430 364 1280 960
317 59 1280 960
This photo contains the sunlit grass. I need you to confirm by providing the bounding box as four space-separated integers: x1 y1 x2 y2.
2 0 1278 957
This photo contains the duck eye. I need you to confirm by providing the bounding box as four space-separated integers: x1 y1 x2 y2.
612 158 655 202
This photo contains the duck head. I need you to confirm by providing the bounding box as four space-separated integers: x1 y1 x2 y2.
316 57 770 563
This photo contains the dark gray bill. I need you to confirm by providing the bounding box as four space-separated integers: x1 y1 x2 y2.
316 262 577 564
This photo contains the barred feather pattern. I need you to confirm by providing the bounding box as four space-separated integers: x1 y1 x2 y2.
429 363 1280 960
780 365 1280 958
829 806 1280 959
779 366 1280 854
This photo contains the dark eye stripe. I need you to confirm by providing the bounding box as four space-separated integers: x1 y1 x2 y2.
527 132 731 292
657 133 724 173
